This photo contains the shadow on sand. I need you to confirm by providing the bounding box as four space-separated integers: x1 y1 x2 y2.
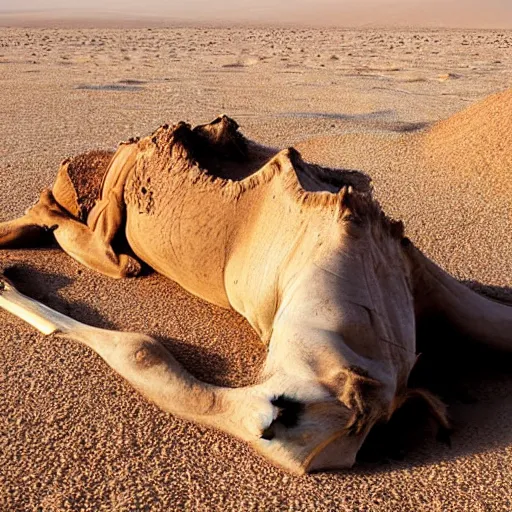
277 110 431 133
3 263 118 331
355 281 512 473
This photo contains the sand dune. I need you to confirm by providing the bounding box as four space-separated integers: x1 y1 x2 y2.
298 86 512 278
0 26 511 511
426 88 512 178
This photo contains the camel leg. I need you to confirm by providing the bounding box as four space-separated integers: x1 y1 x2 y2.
26 189 140 279
0 215 52 247
0 274 279 441
0 272 365 474
405 241 512 353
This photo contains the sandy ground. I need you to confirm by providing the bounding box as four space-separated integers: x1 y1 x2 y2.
0 27 511 511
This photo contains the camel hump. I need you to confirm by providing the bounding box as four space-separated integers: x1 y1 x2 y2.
52 150 115 221
192 115 248 161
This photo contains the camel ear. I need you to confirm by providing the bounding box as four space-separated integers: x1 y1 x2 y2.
392 387 450 433
403 241 512 353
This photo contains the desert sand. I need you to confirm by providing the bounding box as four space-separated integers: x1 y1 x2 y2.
0 26 511 511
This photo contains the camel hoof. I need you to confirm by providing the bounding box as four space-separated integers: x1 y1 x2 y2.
121 256 142 278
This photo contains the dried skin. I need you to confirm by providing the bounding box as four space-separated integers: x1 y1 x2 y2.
53 150 114 221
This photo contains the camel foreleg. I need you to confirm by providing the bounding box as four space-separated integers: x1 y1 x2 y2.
0 274 279 442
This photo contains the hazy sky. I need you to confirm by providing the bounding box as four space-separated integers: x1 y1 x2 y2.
2 0 512 28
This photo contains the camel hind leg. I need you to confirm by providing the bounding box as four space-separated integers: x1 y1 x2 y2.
1 144 141 278
42 143 141 278
0 215 53 247
0 153 89 248
0 202 139 278
26 188 140 279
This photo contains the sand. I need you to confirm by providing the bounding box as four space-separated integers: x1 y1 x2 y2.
0 26 511 511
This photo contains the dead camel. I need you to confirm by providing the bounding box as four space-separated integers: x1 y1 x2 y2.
0 112 511 474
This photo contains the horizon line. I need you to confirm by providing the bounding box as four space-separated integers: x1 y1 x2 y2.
2 7 512 30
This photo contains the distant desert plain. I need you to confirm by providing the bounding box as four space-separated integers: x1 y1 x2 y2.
0 20 511 511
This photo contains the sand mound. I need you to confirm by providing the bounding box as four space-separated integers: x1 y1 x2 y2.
423 88 512 188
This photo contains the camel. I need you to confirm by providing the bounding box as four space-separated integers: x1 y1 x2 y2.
1 114 511 474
